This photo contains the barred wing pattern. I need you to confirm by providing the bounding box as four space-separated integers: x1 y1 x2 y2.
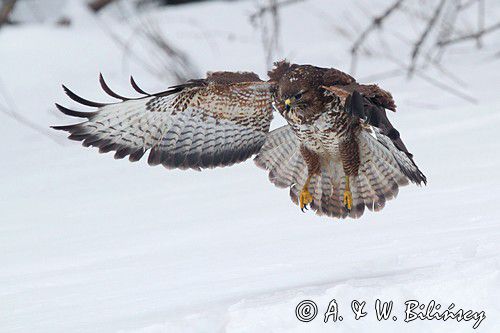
52 74 274 170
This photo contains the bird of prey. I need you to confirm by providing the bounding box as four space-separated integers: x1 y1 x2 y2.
52 60 426 218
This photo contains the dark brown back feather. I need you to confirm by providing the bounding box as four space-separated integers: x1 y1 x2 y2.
207 71 262 84
354 84 396 111
268 60 292 82
322 68 355 86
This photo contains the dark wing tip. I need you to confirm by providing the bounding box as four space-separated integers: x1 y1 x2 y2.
345 90 365 119
51 124 76 131
55 103 97 118
129 149 146 162
62 84 107 107
130 75 151 96
415 168 427 185
206 71 262 84
99 73 129 101
357 84 396 112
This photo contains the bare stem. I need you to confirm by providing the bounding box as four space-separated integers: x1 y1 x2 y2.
407 0 447 77
349 0 405 74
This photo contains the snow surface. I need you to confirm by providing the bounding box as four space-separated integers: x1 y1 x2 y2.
1 0 499 332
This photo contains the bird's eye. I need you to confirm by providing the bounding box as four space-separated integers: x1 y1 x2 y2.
295 92 302 100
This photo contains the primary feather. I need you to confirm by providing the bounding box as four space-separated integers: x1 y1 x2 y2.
53 73 274 169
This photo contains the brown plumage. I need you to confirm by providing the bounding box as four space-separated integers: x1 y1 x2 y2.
52 61 426 219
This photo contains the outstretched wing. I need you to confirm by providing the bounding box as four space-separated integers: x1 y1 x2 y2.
322 83 426 184
323 84 412 155
52 72 274 170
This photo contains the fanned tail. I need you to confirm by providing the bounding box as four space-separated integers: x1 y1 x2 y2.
254 125 306 189
305 129 425 218
255 126 353 218
347 128 426 218
304 161 349 218
255 126 426 219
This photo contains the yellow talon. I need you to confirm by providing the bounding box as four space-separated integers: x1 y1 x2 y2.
299 175 313 212
343 176 353 211
299 188 313 212
343 190 353 211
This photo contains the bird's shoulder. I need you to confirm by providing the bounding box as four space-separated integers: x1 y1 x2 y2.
268 60 395 111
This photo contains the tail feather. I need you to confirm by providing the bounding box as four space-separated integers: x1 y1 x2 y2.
302 162 350 218
364 162 395 201
255 125 426 219
355 175 378 212
352 128 425 215
373 130 427 185
255 125 306 189
269 150 302 188
348 175 366 218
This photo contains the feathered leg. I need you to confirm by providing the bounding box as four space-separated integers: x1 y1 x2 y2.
299 175 313 212
343 175 353 211
299 145 321 212
340 134 361 212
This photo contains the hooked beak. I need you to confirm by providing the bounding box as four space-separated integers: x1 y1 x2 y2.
285 98 292 111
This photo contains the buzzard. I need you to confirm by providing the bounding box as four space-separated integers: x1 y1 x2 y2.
52 61 426 218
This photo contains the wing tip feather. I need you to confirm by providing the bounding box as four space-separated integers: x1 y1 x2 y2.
62 84 107 107
130 75 151 96
99 73 129 101
54 103 97 118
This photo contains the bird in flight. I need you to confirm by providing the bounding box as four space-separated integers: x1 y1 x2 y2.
52 60 426 218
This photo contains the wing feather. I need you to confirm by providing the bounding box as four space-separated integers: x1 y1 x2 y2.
52 73 274 170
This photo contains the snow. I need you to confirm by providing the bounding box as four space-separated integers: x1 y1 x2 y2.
1 0 499 332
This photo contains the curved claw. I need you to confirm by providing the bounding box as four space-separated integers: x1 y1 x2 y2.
299 188 313 213
343 190 353 212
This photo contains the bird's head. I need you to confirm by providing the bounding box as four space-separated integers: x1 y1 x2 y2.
283 90 306 112
275 65 326 118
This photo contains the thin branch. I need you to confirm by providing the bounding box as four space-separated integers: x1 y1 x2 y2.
249 0 304 22
415 69 477 104
88 0 117 13
251 0 283 69
97 14 198 84
407 0 447 77
476 0 485 48
250 0 310 68
437 21 500 47
0 78 64 145
349 0 406 74
388 56 477 104
424 53 467 87
139 19 199 82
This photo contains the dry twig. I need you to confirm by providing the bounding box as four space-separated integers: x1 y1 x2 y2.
250 0 307 69
407 0 447 77
88 0 117 13
0 77 63 144
97 15 198 84
437 21 500 47
388 56 477 104
249 0 304 22
349 0 405 74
